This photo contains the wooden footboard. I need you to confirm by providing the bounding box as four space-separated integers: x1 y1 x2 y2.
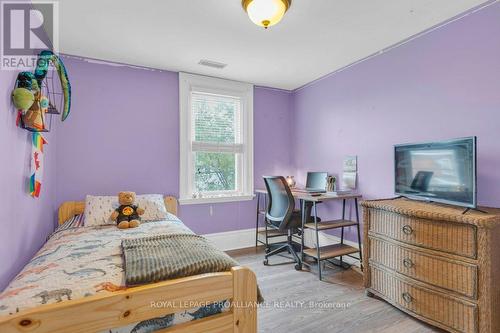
0 266 257 333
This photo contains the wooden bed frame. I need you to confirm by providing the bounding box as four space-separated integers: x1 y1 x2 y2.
0 197 257 333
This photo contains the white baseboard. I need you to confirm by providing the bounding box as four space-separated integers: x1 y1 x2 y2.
203 228 256 251
202 227 285 251
204 228 362 267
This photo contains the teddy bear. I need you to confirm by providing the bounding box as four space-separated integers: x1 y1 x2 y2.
110 191 145 229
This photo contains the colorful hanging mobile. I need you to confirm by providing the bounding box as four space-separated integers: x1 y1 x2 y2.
10 49 72 198
29 132 48 198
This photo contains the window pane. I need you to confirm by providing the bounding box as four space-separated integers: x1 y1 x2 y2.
194 152 236 192
192 93 240 144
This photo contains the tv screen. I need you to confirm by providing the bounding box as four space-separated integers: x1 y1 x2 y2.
395 137 477 208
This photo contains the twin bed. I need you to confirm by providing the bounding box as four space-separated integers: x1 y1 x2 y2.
0 197 258 333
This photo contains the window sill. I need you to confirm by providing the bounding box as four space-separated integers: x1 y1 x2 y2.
179 194 255 205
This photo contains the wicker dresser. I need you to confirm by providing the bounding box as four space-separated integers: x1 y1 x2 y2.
362 198 500 333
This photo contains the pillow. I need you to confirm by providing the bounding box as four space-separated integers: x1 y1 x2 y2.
47 213 85 240
137 194 170 221
84 195 116 227
84 194 169 227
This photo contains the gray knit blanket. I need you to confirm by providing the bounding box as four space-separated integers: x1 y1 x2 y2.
122 233 263 302
122 233 239 285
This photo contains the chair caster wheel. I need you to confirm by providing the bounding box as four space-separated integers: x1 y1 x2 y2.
294 264 302 271
263 259 269 266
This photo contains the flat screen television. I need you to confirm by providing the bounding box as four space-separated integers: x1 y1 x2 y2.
395 137 477 208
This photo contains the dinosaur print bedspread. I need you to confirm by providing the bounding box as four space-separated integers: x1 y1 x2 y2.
0 215 229 332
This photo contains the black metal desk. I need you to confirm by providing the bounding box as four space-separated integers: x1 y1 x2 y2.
255 189 363 280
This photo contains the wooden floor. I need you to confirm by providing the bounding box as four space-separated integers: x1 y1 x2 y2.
228 247 443 333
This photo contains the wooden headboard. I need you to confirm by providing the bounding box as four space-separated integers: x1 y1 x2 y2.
58 196 178 225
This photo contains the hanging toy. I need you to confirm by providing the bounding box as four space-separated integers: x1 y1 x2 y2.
12 87 34 111
34 50 71 121
22 90 47 131
11 72 38 111
39 95 49 113
11 71 49 131
29 132 47 198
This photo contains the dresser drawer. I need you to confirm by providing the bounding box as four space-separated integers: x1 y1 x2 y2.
369 237 477 299
370 266 477 333
369 209 477 258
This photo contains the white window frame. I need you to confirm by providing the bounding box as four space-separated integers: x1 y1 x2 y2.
179 72 254 205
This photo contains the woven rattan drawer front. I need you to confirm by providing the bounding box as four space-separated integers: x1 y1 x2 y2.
371 266 478 333
369 237 478 299
369 209 477 258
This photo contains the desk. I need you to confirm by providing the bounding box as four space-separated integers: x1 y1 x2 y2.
255 189 363 280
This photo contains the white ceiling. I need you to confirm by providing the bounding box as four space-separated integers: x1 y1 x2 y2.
48 0 489 90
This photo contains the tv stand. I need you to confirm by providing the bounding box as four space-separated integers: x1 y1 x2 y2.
362 198 500 333
462 207 489 215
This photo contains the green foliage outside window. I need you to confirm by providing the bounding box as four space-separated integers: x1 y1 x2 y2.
193 95 238 192
195 152 236 192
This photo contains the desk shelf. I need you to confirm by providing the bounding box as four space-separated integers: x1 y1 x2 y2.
303 244 359 260
304 219 358 231
257 229 287 238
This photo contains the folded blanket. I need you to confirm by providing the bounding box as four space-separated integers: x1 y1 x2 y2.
122 234 263 302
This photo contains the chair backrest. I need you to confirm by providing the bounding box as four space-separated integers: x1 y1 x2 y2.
263 176 295 231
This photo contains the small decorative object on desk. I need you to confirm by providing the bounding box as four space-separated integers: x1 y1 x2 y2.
326 176 336 192
342 155 358 190
343 155 357 172
285 176 296 188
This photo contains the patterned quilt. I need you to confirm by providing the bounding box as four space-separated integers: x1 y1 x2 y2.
0 215 229 332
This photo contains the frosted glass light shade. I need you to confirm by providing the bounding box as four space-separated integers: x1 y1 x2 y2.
243 0 290 29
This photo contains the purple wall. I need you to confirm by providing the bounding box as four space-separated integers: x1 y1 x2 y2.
0 71 58 291
55 56 293 235
292 3 500 239
3 3 499 291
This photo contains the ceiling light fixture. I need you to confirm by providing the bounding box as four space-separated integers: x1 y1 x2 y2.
242 0 291 29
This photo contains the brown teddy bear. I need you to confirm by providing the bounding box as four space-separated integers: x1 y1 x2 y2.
110 191 145 229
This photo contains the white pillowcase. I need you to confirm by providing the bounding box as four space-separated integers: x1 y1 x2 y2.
137 194 170 221
84 194 169 227
84 195 116 227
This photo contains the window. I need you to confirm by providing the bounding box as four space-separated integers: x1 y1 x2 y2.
179 73 254 204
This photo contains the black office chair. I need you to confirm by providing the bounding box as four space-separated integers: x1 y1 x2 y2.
262 176 302 270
